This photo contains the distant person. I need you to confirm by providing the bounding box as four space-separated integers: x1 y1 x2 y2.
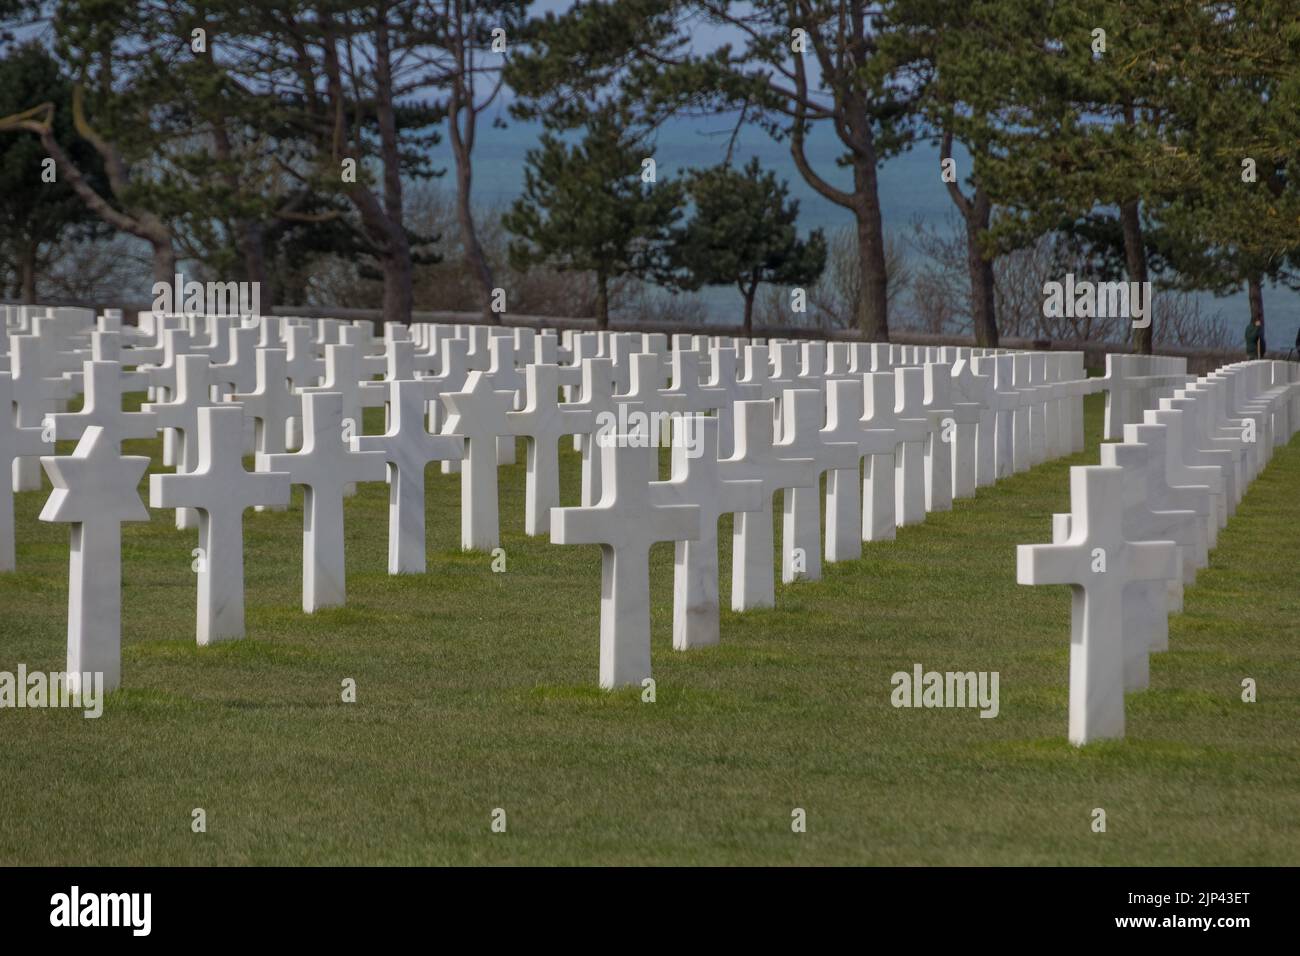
1245 316 1265 358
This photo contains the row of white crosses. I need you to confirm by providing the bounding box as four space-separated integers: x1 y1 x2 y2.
540 342 1103 690
3 303 1200 698
1018 359 1300 746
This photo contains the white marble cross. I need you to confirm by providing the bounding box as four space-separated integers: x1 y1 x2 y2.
921 363 955 514
303 342 387 495
507 363 594 536
9 334 75 490
607 333 642 394
531 329 559 366
1038 354 1066 459
513 327 537 365
0 372 51 570
552 438 700 688
649 415 763 649
363 337 417 434
1198 374 1266 481
738 344 781 402
891 367 932 527
285 324 325 391
40 426 151 693
141 327 190 467
1159 394 1239 521
420 337 472 474
721 399 816 610
192 316 238 367
257 391 387 612
570 358 617 506
948 358 992 497
1123 421 1212 580
229 347 300 457
343 323 388 380
1059 352 1089 454
301 343 369 442
1015 353 1048 467
820 377 897 560
91 330 150 391
1145 406 1225 542
1017 466 1178 745
1096 439 1195 686
858 372 902 541
659 350 718 419
703 346 761 458
486 336 525 465
256 315 286 348
143 354 220 530
768 343 803 416
989 354 1022 478
560 332 602 413
800 340 827 382
211 322 259 396
381 334 416 383
464 325 492 372
51 360 158 449
1170 387 1246 507
777 387 859 582
820 379 866 562
440 370 518 551
30 314 88 392
353 379 464 574
150 406 290 643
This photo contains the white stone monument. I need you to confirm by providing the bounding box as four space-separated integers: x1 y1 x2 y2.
721 400 815 610
40 427 152 693
507 363 594 536
150 406 291 643
650 416 762 649
0 372 51 570
353 379 464 574
258 391 387 611
1017 466 1178 745
551 438 700 688
440 370 518 551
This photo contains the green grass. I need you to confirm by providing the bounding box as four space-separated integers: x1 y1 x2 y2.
1 392 1298 865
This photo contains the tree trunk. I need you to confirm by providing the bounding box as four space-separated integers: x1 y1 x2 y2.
1119 198 1151 354
240 220 271 307
152 241 176 286
381 235 414 326
964 191 999 348
1248 275 1265 356
455 151 495 322
447 45 496 323
595 273 609 330
852 182 889 342
788 59 889 342
373 10 411 325
742 283 756 337
19 241 37 303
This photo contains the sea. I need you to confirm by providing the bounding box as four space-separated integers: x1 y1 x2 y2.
439 106 1298 354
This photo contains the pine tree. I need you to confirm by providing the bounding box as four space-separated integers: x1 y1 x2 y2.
507 0 911 342
503 112 684 329
670 158 826 335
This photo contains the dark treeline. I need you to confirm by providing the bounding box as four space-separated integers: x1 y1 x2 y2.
0 1 1297 351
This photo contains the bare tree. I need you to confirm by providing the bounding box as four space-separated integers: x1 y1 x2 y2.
423 1 526 322
228 1 443 324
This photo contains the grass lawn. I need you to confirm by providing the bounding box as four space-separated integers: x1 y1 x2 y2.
1 391 1297 865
